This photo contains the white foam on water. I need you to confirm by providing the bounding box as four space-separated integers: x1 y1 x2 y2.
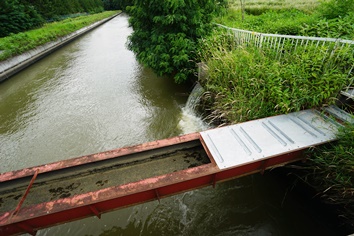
178 83 209 134
179 107 209 134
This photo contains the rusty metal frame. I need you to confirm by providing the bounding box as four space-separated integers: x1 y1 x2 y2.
13 170 39 216
0 133 304 236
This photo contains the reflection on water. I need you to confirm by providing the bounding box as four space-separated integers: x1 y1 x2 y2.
0 14 338 236
135 68 209 139
0 53 70 135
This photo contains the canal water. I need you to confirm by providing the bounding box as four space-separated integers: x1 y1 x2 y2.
0 14 338 235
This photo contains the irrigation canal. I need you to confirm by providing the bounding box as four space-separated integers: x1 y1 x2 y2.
0 14 342 235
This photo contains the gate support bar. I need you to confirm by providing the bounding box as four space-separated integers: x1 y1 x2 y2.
13 170 39 216
88 205 101 219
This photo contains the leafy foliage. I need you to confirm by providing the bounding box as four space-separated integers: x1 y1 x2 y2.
318 0 354 19
127 0 227 83
24 0 104 19
208 1 354 227
301 13 354 39
299 0 354 39
0 11 118 61
301 122 354 229
0 0 44 38
103 0 132 10
0 0 104 37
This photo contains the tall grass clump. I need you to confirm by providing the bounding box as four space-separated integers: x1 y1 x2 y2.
318 0 354 19
300 122 354 229
198 29 353 124
0 11 119 61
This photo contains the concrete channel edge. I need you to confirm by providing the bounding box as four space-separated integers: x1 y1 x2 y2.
0 12 121 83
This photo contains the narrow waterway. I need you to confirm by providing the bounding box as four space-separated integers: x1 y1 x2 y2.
0 14 338 235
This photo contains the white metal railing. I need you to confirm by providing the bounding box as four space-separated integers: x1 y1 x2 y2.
216 24 354 93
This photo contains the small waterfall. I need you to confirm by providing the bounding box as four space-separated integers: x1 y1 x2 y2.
185 83 204 111
178 83 209 134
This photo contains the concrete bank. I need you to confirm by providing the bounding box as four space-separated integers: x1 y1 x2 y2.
0 12 121 83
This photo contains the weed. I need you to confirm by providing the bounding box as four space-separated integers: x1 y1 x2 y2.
199 29 353 124
300 122 354 228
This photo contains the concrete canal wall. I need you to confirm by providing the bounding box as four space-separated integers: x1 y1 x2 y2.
0 13 121 83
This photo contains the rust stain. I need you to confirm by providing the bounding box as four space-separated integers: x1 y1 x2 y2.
0 162 215 226
0 133 201 183
0 130 305 234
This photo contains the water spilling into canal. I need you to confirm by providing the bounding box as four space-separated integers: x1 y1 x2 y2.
0 14 338 235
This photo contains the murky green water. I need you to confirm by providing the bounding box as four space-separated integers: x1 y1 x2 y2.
0 14 338 235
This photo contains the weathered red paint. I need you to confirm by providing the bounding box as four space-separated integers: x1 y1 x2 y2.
0 133 201 183
13 170 39 216
0 133 305 236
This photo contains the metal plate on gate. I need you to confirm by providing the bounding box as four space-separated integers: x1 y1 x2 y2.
201 109 338 169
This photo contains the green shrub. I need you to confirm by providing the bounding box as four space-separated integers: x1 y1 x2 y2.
318 0 354 19
301 12 354 39
0 0 105 37
0 11 118 61
22 0 104 19
103 0 133 10
0 0 44 38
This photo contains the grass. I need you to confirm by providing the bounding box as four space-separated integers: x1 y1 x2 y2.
0 11 120 61
229 0 320 13
198 29 353 124
216 0 354 39
307 124 354 197
300 123 354 228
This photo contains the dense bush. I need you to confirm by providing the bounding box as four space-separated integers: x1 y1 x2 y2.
103 0 132 10
127 0 227 83
0 0 44 37
24 0 104 19
0 0 104 37
296 122 354 231
299 0 354 39
301 13 354 39
319 0 354 19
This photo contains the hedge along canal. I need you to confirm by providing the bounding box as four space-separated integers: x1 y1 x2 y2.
0 14 342 235
0 11 121 82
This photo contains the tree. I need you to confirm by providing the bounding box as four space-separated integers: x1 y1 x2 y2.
127 0 227 83
0 0 43 37
0 0 104 37
103 0 132 10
